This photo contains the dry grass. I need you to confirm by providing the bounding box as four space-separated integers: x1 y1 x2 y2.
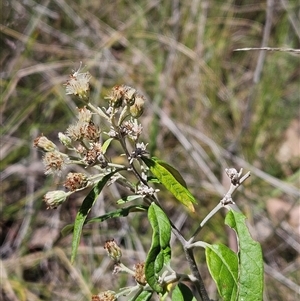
1 0 299 300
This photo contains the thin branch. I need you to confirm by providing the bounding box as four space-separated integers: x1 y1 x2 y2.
181 124 300 198
167 208 210 300
189 169 251 243
234 47 300 54
184 247 211 301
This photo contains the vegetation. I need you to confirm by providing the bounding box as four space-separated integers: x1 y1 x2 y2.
1 1 299 300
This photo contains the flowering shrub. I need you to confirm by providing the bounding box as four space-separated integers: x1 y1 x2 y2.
34 64 264 301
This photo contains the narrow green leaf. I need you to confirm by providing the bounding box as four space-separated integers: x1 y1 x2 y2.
147 175 161 184
205 243 238 301
70 171 118 263
225 210 264 301
128 290 153 301
87 205 148 224
61 224 75 237
145 203 171 293
152 157 188 188
61 205 148 236
142 157 197 212
172 283 197 301
101 138 114 154
117 195 142 204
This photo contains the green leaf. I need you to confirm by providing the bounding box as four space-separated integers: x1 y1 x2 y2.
152 157 188 188
70 171 118 263
225 210 264 301
146 175 161 184
205 243 238 301
145 203 171 293
128 290 153 301
172 282 197 301
142 157 197 212
87 205 148 223
101 137 114 154
117 195 142 204
61 205 148 236
61 224 75 237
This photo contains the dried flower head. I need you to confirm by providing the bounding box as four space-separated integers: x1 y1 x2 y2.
134 262 147 285
106 85 137 108
64 172 88 191
105 85 125 108
83 142 103 166
65 63 91 102
43 190 71 209
66 123 83 141
120 120 143 141
34 135 57 152
91 291 117 301
42 151 69 175
104 239 122 263
84 122 101 141
66 121 100 142
77 106 93 123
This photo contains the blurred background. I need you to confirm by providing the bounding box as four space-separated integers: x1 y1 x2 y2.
1 0 299 300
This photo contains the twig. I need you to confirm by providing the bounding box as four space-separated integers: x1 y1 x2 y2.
184 247 211 301
234 47 300 54
168 212 210 300
189 168 251 243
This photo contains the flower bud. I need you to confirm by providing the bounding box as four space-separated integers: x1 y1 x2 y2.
43 190 71 209
34 135 57 152
104 239 122 263
123 85 136 106
129 93 145 118
58 132 72 147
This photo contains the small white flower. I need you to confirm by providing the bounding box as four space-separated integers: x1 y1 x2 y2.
136 184 159 196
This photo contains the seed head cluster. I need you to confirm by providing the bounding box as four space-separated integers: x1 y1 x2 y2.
34 64 148 212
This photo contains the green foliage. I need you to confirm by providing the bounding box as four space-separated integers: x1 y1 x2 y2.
71 170 120 263
61 205 148 236
225 210 264 301
142 157 197 212
171 283 197 301
206 243 239 301
128 291 153 301
145 203 171 294
2 1 298 300
206 209 264 301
